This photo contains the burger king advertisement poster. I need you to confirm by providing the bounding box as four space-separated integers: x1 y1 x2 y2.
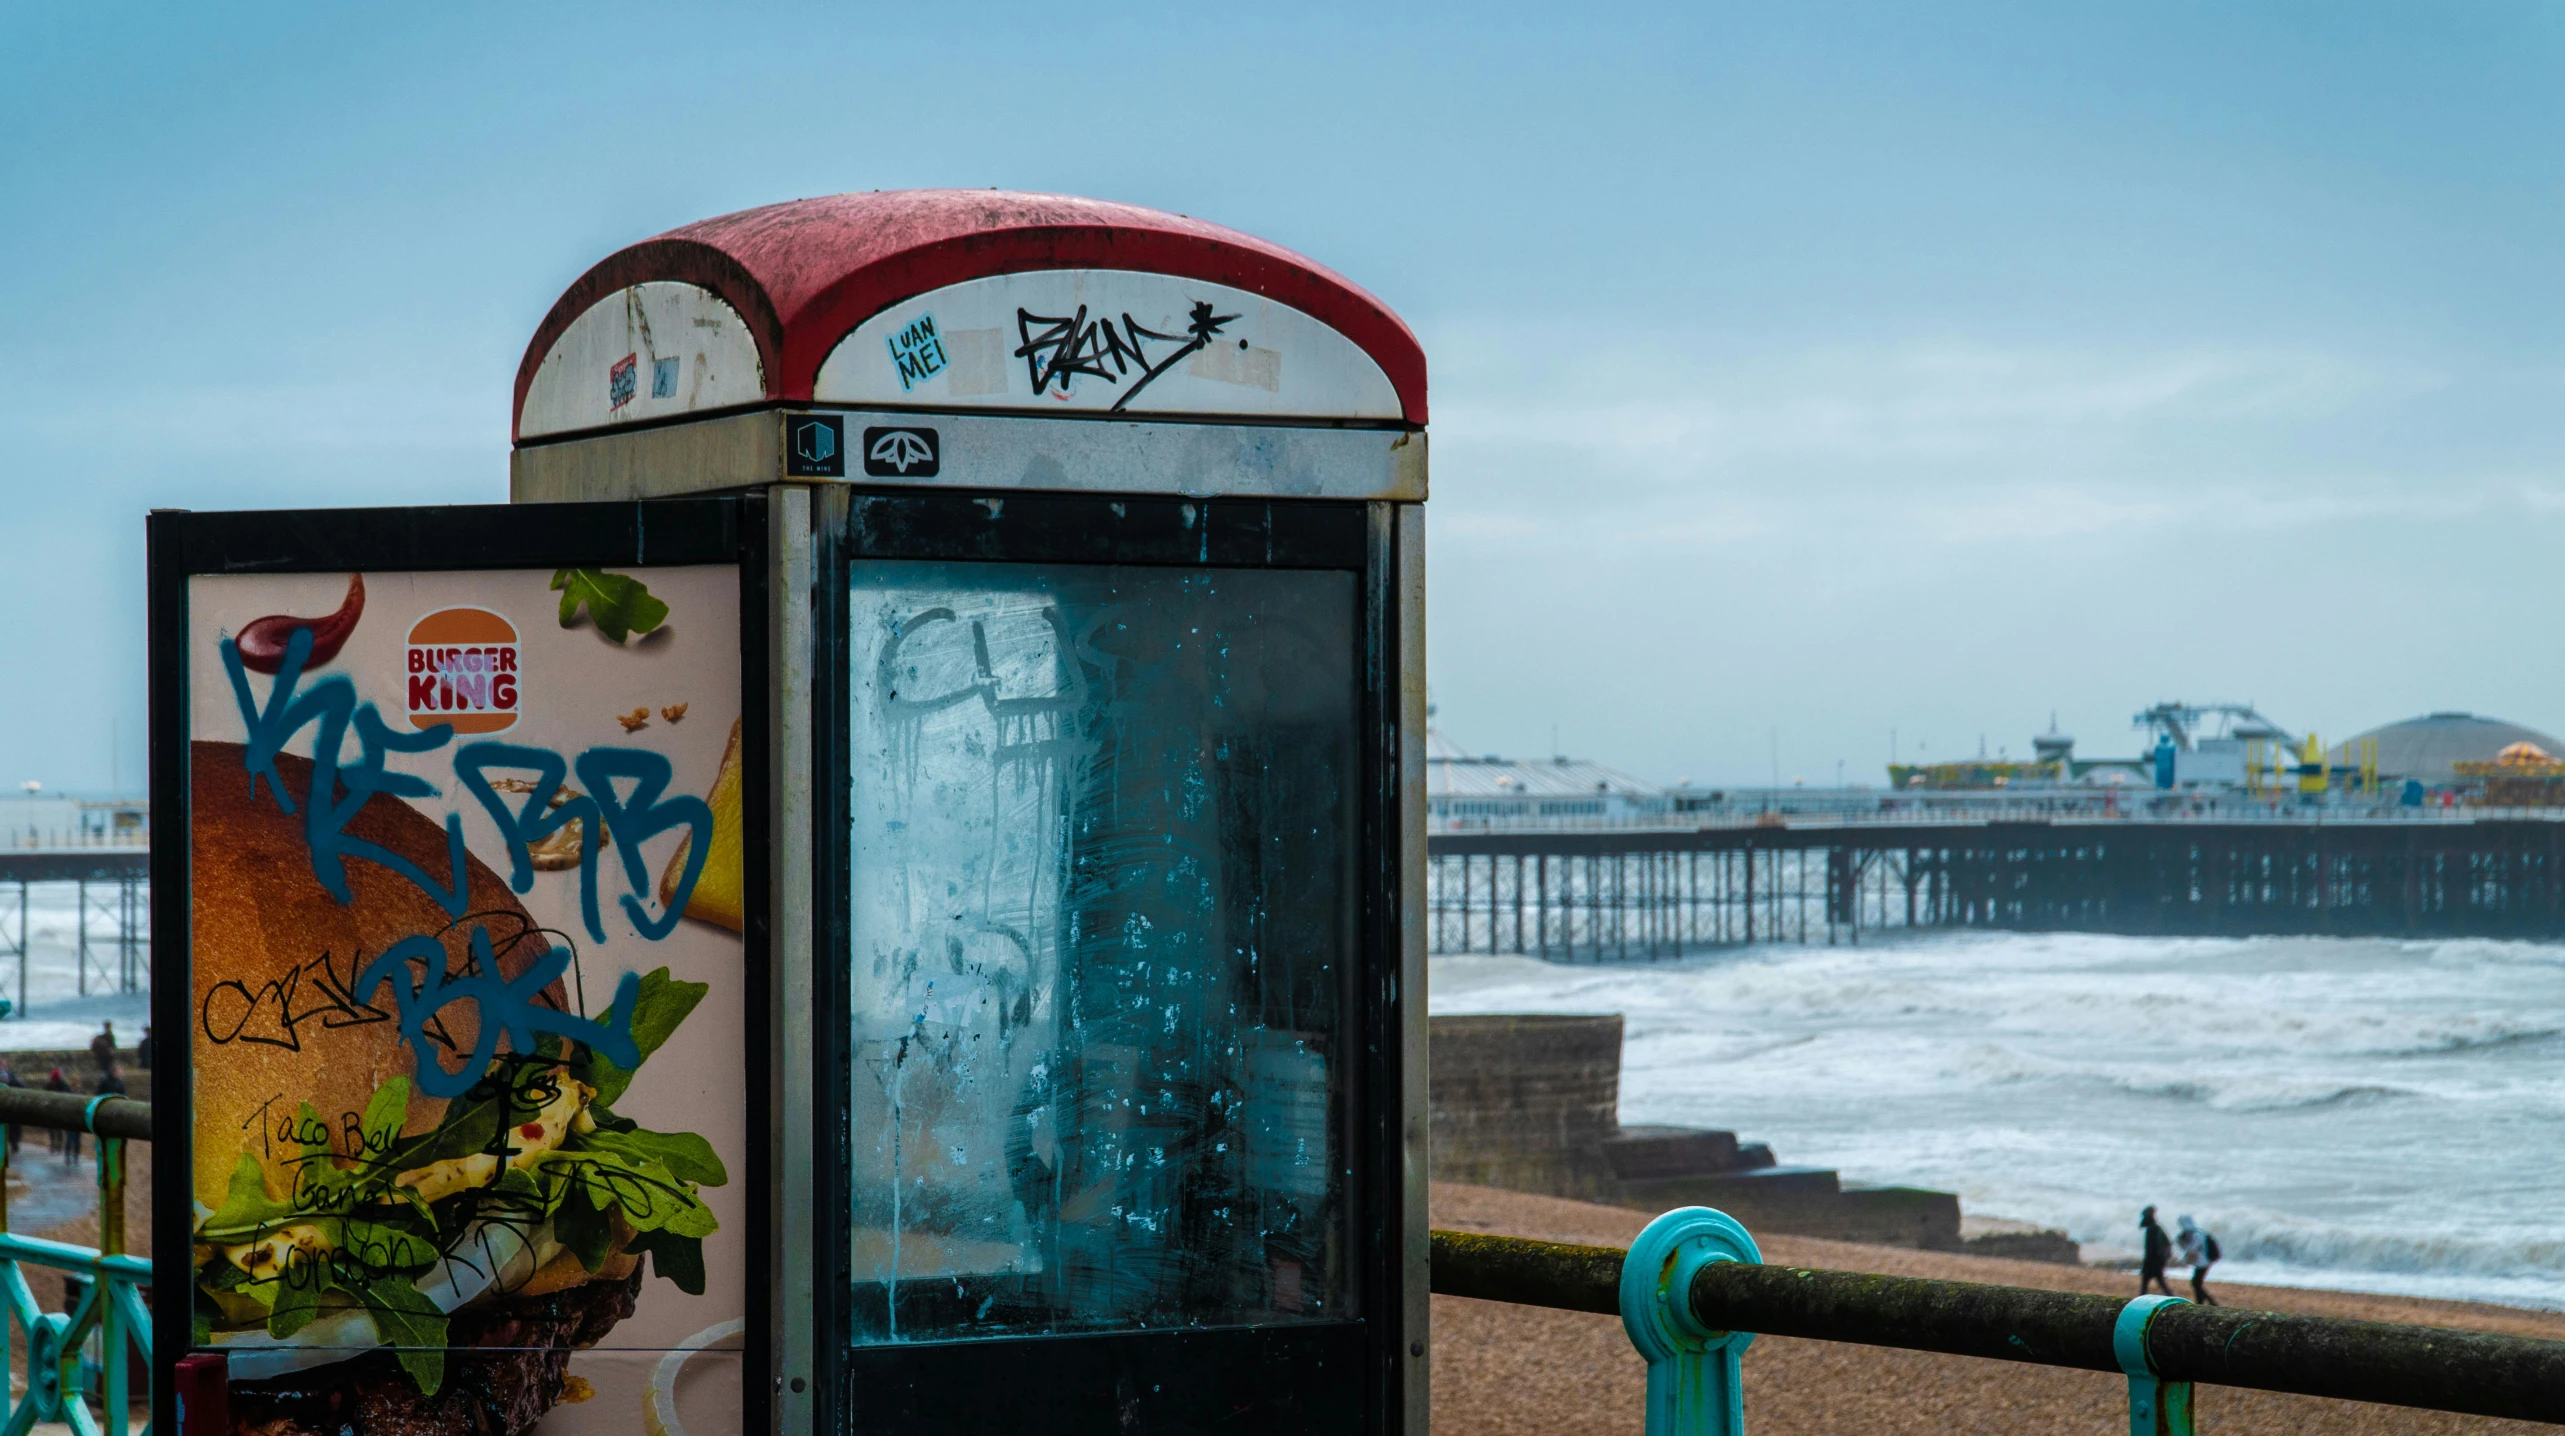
184 563 749 1434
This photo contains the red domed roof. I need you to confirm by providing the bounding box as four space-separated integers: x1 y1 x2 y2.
513 190 1427 438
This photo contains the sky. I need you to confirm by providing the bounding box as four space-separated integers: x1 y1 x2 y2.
6 2 2564 790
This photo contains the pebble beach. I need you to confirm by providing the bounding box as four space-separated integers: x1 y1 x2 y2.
1431 1182 2565 1436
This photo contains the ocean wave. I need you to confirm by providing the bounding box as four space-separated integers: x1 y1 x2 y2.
2213 1215 2565 1280
1436 932 2565 1306
1957 1044 2420 1111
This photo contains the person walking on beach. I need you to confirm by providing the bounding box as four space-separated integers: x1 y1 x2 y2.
2178 1215 2221 1306
2138 1206 2176 1296
89 1021 116 1077
43 1069 73 1162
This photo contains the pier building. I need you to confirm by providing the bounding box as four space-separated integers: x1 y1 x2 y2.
1427 729 1663 829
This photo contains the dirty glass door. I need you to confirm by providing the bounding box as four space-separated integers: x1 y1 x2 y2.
843 558 1358 1344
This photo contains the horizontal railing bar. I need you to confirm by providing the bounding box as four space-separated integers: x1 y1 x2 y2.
0 1088 147 1140
0 1234 151 1282
1430 1230 1622 1313
1430 1230 2565 1425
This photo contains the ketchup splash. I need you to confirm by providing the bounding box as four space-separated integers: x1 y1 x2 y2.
236 573 365 674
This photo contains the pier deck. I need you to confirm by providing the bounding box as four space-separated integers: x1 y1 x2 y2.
1428 819 2565 954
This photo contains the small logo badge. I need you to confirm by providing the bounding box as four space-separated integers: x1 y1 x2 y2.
406 608 520 734
786 414 845 477
863 426 940 478
608 353 639 411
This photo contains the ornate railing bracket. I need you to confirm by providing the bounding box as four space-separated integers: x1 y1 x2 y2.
1620 1206 1762 1436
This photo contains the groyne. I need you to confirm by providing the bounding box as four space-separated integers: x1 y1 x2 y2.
1427 1013 2076 1259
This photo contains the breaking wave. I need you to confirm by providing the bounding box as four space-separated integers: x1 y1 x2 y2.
1434 928 2565 1309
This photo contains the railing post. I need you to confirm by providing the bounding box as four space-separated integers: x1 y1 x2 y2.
98 1124 129 1435
1620 1207 1760 1436
2115 1294 2195 1435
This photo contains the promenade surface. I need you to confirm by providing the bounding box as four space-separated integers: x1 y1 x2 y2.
1431 1181 2565 1436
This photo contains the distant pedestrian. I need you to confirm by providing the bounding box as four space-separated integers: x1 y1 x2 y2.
88 1021 116 1077
2177 1215 2220 1306
2138 1206 2175 1297
43 1069 73 1162
0 1061 20 1155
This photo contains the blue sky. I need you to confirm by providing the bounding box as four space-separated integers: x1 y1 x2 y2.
6 2 2564 788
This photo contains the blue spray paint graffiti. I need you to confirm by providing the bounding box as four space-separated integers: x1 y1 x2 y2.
220 627 713 1093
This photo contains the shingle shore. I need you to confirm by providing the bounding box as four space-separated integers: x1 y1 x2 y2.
1431 1182 2565 1436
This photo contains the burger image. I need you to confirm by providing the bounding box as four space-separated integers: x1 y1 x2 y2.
190 739 724 1434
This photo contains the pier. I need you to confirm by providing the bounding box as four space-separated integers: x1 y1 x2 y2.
0 849 150 1003
1427 817 2565 955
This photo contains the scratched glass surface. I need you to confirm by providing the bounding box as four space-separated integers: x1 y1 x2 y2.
845 561 1357 1343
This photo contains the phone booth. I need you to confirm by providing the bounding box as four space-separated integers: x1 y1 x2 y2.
510 191 1430 1434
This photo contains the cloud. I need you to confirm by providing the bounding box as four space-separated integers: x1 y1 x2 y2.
1431 331 2442 467
1418 327 2547 552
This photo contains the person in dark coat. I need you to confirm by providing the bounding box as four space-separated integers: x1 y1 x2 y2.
135 1027 153 1073
2138 1205 2175 1296
2177 1215 2221 1306
43 1069 73 1162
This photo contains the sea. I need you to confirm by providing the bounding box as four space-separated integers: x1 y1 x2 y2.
13 881 2560 1309
0 886 152 1052
1432 930 2565 1310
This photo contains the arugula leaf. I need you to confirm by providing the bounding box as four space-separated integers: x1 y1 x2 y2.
377 1089 502 1175
341 1219 441 1273
580 1127 728 1187
201 1153 292 1237
583 1102 639 1135
224 1276 280 1315
550 568 670 644
378 1052 557 1175
627 1229 707 1296
358 1273 451 1397
571 1150 719 1239
574 968 707 1106
192 1311 214 1347
265 1258 328 1339
358 1078 409 1158
552 1185 616 1274
284 1102 360 1214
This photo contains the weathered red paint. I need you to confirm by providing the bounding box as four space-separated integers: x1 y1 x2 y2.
513 190 1428 439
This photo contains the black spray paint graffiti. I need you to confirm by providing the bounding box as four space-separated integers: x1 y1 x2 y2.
1013 300 1241 410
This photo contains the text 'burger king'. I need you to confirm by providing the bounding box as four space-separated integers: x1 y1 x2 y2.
407 606 519 733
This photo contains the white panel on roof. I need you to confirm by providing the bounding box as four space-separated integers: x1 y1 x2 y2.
520 282 765 439
813 270 1401 421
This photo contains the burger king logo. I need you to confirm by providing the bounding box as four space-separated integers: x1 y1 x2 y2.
407 608 520 733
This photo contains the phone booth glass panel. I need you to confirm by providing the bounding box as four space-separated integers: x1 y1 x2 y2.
844 559 1359 1341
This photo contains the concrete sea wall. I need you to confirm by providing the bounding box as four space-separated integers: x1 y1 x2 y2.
1428 1013 2076 1260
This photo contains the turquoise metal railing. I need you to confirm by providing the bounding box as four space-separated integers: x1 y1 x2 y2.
0 1090 150 1436
1433 1208 2565 1436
